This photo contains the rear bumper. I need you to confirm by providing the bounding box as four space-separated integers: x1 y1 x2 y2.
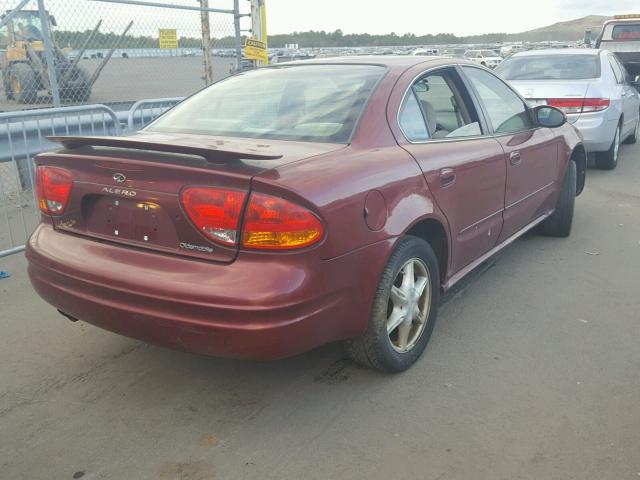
571 112 619 152
26 224 390 360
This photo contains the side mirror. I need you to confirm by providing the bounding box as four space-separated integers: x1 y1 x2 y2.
49 15 57 27
534 105 566 129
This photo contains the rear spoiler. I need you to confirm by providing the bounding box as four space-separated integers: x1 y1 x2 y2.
47 135 284 162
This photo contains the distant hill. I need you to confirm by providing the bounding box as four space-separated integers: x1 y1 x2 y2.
55 15 613 50
507 15 611 42
264 15 614 48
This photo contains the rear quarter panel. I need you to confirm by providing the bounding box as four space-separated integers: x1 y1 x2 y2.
254 145 445 261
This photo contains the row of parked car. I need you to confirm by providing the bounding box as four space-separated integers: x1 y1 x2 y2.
412 48 504 69
496 48 640 169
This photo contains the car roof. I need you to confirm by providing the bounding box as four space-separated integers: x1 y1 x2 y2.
275 55 474 72
510 48 601 58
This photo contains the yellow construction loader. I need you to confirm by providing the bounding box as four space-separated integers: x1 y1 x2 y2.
0 9 91 104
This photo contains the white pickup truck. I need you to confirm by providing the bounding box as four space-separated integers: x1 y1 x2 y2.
597 15 640 82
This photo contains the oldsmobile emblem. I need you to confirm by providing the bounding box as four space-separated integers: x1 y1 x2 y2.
113 173 127 184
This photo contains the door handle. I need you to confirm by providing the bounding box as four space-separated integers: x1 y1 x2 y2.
622 91 628 98
439 168 456 187
510 151 522 166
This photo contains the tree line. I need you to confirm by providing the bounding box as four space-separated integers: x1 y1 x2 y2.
53 28 578 50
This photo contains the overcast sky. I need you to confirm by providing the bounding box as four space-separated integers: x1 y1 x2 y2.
39 0 640 37
266 0 639 36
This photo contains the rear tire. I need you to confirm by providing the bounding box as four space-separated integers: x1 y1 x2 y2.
345 236 440 373
9 63 38 104
595 123 621 170
540 160 576 238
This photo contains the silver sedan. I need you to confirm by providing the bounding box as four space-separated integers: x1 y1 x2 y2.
496 49 640 169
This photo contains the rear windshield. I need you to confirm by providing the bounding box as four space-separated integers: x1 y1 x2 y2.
612 24 640 41
496 55 600 80
147 65 385 143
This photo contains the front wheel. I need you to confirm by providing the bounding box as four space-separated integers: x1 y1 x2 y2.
345 236 440 373
9 63 38 104
595 123 621 170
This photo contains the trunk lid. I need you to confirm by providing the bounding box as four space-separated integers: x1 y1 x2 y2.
509 80 594 124
38 131 345 263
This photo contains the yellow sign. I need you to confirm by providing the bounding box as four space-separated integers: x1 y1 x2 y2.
159 29 178 49
244 38 268 63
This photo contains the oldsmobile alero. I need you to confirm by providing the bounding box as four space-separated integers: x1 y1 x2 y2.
26 57 586 372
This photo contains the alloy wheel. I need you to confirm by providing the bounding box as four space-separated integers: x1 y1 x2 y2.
386 258 431 353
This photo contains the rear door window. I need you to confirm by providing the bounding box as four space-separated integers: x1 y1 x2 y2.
399 92 429 142
398 68 483 141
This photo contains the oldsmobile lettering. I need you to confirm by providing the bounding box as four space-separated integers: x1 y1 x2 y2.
179 242 214 254
101 187 137 197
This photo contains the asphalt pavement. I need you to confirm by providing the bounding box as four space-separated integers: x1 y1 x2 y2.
0 57 237 111
1 142 639 480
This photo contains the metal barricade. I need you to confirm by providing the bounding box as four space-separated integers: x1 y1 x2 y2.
126 97 185 132
0 104 120 257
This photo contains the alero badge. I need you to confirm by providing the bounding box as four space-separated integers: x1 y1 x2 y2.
102 187 137 197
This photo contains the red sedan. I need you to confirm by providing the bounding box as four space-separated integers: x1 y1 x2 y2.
27 57 585 372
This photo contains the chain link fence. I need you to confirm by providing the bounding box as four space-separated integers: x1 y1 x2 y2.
0 0 250 255
0 0 248 111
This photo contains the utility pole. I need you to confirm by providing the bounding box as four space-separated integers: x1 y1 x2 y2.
37 0 61 106
233 0 242 70
199 0 213 85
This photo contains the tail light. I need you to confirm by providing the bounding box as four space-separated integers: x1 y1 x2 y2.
546 98 610 114
181 187 247 246
180 187 323 250
35 166 73 215
242 193 323 250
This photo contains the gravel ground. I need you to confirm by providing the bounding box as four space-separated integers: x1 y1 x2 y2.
1 143 639 480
